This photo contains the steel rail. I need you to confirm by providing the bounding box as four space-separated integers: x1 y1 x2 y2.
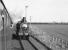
27 38 38 50
30 35 53 50
18 36 24 50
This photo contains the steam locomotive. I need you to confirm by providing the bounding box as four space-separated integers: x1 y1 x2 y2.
12 17 30 40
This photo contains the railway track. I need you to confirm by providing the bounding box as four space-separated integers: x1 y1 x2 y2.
0 25 68 50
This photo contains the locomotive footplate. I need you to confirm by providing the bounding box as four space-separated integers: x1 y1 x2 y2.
12 34 29 40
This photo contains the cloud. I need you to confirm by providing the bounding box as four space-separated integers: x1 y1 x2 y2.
3 0 68 22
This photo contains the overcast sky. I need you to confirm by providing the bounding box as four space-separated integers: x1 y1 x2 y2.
2 0 68 23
